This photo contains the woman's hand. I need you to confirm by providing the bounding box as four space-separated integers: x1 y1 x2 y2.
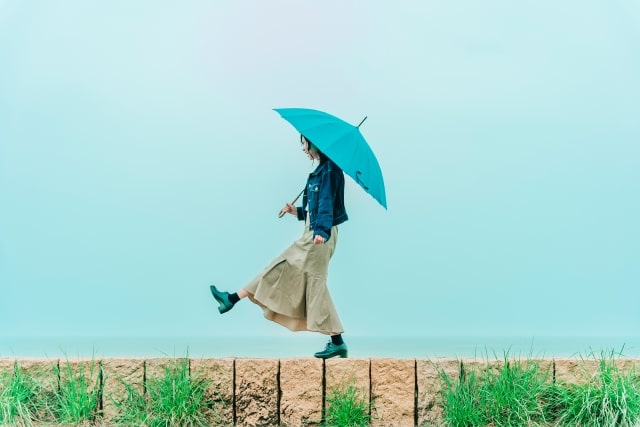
313 234 326 244
281 203 296 216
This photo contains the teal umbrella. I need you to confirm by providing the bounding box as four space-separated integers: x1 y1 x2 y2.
274 108 387 209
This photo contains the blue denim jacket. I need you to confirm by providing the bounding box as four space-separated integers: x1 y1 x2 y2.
296 160 348 241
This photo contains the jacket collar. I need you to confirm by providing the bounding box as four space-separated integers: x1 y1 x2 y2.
309 160 331 177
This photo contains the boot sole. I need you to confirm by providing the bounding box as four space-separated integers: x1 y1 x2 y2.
314 350 348 359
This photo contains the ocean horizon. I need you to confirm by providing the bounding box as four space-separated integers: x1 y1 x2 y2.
1 335 639 359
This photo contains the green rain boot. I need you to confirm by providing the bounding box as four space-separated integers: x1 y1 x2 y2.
314 341 348 359
209 285 235 314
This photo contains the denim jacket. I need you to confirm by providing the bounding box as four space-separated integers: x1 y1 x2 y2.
296 160 348 241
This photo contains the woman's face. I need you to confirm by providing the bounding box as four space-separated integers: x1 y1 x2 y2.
301 136 320 160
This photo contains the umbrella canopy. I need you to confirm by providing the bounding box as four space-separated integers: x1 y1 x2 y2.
274 108 387 209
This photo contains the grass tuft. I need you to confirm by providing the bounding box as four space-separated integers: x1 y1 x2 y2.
113 357 214 427
52 358 103 425
439 362 484 426
324 379 371 427
438 348 640 427
110 379 148 426
554 348 640 427
481 355 551 425
439 352 553 426
0 361 43 427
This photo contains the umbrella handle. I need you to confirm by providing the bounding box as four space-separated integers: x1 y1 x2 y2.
278 189 305 218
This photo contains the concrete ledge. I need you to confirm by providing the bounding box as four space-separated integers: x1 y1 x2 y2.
371 358 415 426
235 358 279 426
280 358 323 426
1 357 638 426
417 358 460 426
191 357 234 423
101 358 145 421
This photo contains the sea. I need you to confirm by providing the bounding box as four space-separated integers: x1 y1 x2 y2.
1 335 639 359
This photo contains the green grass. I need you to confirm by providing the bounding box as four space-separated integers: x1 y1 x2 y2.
51 358 103 425
324 379 371 427
439 353 553 426
437 349 640 427
481 355 553 425
439 360 487 426
0 361 44 427
112 357 214 427
553 349 640 427
109 378 147 426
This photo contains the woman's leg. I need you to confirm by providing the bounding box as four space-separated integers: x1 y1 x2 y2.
226 288 249 305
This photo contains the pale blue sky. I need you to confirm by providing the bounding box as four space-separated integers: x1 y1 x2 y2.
1 1 639 342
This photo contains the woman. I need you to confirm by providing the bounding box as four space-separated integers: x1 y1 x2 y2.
210 135 349 359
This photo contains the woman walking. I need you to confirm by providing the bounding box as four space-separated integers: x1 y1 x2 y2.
210 135 349 359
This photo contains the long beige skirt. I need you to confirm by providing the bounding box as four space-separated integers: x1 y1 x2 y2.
243 222 344 335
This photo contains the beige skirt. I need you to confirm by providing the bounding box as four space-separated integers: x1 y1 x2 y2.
243 222 344 335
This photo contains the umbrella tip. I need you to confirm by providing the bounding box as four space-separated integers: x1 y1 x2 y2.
357 116 368 128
